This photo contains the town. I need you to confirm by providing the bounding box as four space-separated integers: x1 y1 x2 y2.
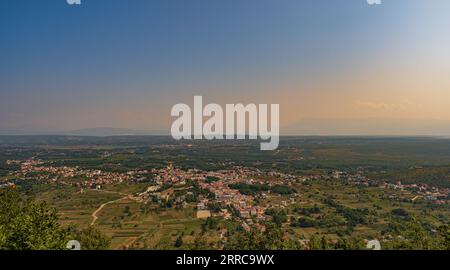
2 156 449 236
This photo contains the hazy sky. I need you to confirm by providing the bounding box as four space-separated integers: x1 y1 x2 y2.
1 0 450 134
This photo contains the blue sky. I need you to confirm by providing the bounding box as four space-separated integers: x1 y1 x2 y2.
1 0 450 134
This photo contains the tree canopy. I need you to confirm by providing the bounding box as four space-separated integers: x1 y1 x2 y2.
0 187 110 250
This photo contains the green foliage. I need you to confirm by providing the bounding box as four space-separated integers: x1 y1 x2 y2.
437 224 450 250
228 183 269 195
291 217 315 228
66 225 111 250
308 234 330 250
294 205 321 216
308 234 364 250
324 197 368 229
383 216 449 250
0 188 68 250
201 217 220 232
174 235 183 248
391 208 409 218
205 176 220 183
192 183 215 199
0 188 110 250
227 205 241 218
264 209 287 227
224 224 301 250
271 185 296 195
207 202 222 213
229 183 295 196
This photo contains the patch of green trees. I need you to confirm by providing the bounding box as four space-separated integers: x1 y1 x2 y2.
0 188 110 250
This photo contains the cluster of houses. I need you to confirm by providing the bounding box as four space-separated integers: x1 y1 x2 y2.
380 181 449 204
199 180 266 220
330 169 450 204
6 158 150 188
4 158 449 232
137 164 306 232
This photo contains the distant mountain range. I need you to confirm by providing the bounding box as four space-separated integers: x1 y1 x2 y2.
1 118 450 137
0 128 169 136
282 118 450 136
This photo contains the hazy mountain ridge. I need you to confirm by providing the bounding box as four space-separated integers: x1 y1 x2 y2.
0 128 168 136
2 118 450 137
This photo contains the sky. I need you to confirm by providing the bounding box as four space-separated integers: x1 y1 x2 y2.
1 0 450 135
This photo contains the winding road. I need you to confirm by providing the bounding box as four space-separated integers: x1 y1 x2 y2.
90 190 131 226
